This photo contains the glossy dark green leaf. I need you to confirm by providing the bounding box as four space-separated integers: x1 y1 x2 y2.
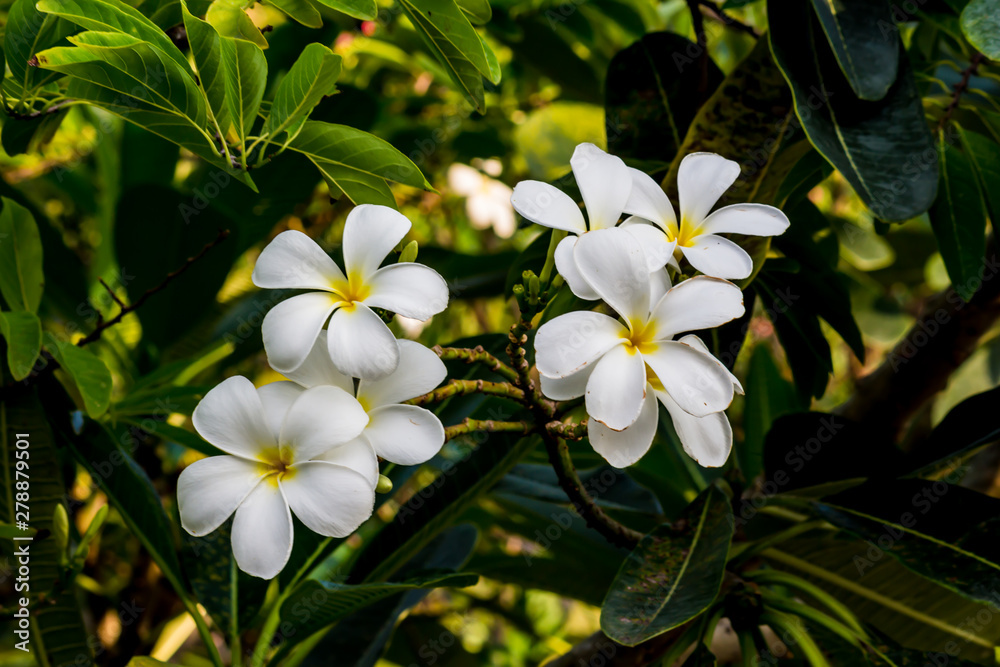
496 464 663 515
808 0 899 100
261 43 342 140
906 386 1000 474
956 126 1000 234
741 345 801 482
605 32 723 162
929 134 987 301
4 0 77 98
279 571 478 641
0 197 44 313
456 0 491 24
183 6 268 149
313 0 378 19
269 0 323 27
0 311 42 381
206 0 268 48
49 339 112 417
1 390 92 667
36 0 191 73
769 0 938 221
960 0 1000 60
600 486 733 646
403 0 491 78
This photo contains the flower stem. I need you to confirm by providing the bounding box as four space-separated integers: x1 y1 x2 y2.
545 419 588 440
444 418 534 441
434 345 520 383
539 230 566 287
407 379 525 406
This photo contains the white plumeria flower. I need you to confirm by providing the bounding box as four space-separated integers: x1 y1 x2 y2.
253 205 449 379
448 163 516 238
178 376 377 579
535 229 744 466
622 153 790 280
511 143 642 301
283 332 447 465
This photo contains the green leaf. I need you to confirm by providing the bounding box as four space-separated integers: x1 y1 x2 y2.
268 0 323 27
399 0 487 112
0 197 44 313
906 386 1000 475
280 571 479 641
206 0 268 48
312 0 378 19
769 0 938 221
49 339 112 417
288 121 431 202
956 126 1000 235
0 311 42 381
960 0 1000 60
605 32 723 164
600 486 734 646
1 390 92 667
183 6 267 148
808 0 899 100
456 0 491 24
261 43 342 140
4 0 77 99
35 0 191 74
741 345 801 482
929 133 987 301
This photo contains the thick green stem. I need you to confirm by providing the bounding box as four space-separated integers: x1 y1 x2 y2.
444 418 533 441
434 345 520 383
407 379 525 406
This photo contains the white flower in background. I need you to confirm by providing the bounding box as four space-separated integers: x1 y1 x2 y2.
178 376 376 579
283 332 448 465
535 229 744 467
253 205 449 379
622 153 790 280
511 143 637 300
448 163 516 238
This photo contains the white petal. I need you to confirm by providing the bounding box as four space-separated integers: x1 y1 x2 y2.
357 339 446 407
677 153 741 224
534 310 626 378
364 263 449 320
585 345 647 431
280 330 355 392
574 228 651 326
178 456 266 536
256 381 306 442
699 203 790 237
623 168 678 236
643 341 734 418
680 235 755 280
677 334 743 394
262 292 338 373
192 376 276 459
326 304 400 380
315 436 379 486
252 230 346 290
554 235 601 300
447 163 484 196
658 390 732 467
649 268 673 315
279 385 369 463
588 386 659 468
539 364 594 401
650 276 745 340
363 404 444 465
231 481 293 579
510 181 587 234
571 143 631 230
621 217 677 271
281 462 375 537
343 204 412 279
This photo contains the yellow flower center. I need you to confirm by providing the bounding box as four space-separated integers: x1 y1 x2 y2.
620 321 659 356
330 271 372 306
258 446 296 486
675 220 701 248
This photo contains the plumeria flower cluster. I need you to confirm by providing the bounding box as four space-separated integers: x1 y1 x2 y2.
516 143 788 468
178 205 450 578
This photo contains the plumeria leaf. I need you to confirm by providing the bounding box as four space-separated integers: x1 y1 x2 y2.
48 339 113 418
496 463 663 515
456 0 492 25
605 32 723 163
206 0 269 48
35 0 191 74
4 0 77 98
960 0 1000 60
403 0 492 79
0 197 44 313
600 486 733 646
904 385 1000 475
1 390 92 667
0 310 42 381
740 345 801 482
808 0 899 100
261 43 342 140
956 126 1000 237
769 0 938 221
278 572 479 642
313 0 378 19
268 0 323 27
183 5 268 149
